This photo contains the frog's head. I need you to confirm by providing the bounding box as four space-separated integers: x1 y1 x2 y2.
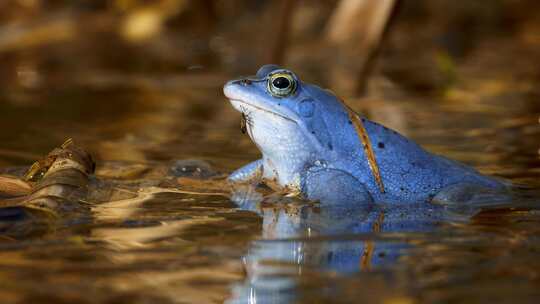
224 65 348 164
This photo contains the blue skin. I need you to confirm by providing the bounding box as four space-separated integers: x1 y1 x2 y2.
224 65 505 204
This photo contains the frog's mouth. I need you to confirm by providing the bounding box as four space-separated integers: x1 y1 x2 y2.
224 78 300 125
228 99 297 124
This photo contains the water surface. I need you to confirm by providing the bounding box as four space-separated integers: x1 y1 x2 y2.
0 74 539 304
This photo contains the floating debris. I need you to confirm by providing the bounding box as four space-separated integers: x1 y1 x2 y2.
0 139 96 215
0 176 31 198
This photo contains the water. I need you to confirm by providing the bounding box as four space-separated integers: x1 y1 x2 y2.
0 73 539 304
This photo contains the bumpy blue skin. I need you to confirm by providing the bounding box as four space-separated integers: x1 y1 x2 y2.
224 65 505 204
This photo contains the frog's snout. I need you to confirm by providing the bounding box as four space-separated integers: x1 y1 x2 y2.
223 80 238 100
224 79 252 100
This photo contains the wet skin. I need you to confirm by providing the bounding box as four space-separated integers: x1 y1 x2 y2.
224 65 506 204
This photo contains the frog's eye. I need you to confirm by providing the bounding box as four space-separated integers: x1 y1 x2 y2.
267 72 296 97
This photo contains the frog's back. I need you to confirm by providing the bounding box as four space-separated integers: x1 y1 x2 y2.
360 120 503 202
304 85 503 203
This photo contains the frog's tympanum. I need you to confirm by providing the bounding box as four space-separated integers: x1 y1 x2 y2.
224 65 506 204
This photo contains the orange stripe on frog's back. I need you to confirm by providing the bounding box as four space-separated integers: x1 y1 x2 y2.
337 98 385 193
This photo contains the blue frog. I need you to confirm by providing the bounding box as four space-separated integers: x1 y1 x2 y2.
224 65 506 205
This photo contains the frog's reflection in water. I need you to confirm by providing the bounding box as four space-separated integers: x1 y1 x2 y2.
227 184 446 304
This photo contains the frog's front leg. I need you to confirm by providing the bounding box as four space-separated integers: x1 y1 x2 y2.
228 159 264 183
301 167 373 205
228 159 265 208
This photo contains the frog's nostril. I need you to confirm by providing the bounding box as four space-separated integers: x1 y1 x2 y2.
240 79 252 86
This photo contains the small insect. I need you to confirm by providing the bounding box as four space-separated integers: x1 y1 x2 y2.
239 105 254 135
240 112 247 134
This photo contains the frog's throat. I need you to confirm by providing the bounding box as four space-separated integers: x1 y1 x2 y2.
230 99 297 124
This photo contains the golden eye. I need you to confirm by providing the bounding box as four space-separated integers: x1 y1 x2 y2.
267 72 296 97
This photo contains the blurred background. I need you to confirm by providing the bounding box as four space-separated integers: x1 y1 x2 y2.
0 0 539 180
